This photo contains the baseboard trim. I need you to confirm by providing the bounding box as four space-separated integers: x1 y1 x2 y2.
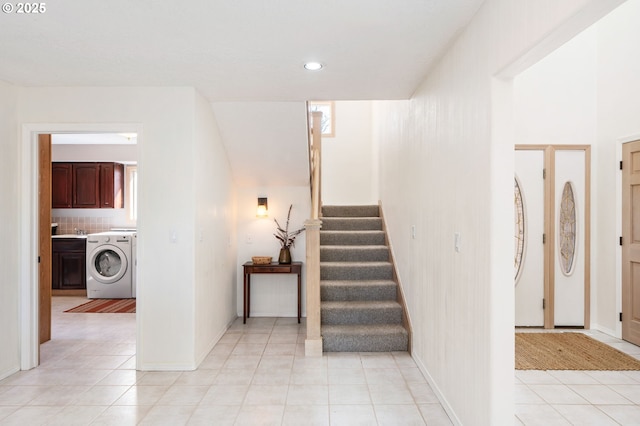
0 366 20 382
412 353 462 426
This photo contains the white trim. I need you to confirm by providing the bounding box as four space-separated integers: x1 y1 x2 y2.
616 133 640 339
19 123 143 371
413 354 462 426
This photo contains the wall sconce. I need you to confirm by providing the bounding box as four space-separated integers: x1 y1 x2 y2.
256 197 268 217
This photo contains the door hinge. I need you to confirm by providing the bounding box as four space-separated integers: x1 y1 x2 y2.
543 234 546 244
543 168 546 179
620 312 623 322
620 236 623 246
543 299 546 310
620 161 623 170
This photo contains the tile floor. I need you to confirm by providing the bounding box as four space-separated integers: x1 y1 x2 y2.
0 297 452 425
2 297 640 425
515 329 640 425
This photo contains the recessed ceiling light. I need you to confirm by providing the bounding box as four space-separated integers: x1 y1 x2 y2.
304 62 323 71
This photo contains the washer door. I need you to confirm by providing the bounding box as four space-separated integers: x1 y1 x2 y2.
88 245 128 284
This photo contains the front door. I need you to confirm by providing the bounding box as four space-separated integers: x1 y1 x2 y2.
515 145 590 328
622 140 640 346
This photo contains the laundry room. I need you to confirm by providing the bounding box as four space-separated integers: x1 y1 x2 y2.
50 133 138 301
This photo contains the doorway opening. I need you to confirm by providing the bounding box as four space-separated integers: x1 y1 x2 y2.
20 124 142 371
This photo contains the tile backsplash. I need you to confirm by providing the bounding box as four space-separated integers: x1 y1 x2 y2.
52 216 114 235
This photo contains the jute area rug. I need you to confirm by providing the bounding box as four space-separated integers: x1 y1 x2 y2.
64 298 136 314
516 332 640 370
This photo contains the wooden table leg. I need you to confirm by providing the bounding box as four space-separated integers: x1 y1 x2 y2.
243 272 248 324
297 271 301 323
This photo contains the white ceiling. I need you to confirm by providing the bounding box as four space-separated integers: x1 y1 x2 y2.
0 0 484 186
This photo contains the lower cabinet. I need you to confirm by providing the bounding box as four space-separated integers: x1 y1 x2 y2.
52 238 86 290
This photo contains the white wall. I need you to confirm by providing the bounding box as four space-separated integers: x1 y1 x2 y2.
236 187 310 317
322 101 377 205
596 0 640 334
16 86 236 370
0 80 20 380
371 0 622 424
193 91 238 363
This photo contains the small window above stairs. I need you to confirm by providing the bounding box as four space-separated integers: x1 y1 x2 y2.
320 205 409 352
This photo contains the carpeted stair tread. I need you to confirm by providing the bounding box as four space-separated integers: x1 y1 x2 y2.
321 300 403 325
321 217 383 231
320 230 386 246
321 261 393 280
321 280 397 301
322 324 408 352
321 245 389 262
322 205 380 218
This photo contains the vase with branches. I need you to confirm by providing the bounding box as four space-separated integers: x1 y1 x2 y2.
274 204 305 264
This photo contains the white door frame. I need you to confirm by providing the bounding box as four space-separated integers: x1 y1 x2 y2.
19 123 142 370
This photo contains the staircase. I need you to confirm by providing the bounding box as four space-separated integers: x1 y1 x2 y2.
320 205 409 352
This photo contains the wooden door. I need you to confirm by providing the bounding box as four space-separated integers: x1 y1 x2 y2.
622 140 640 345
38 134 52 345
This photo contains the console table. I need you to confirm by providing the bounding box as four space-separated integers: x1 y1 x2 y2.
242 261 302 324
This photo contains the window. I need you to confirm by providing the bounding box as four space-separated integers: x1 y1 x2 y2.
308 101 335 137
126 165 138 221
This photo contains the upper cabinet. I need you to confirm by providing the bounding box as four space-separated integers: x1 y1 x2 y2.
52 162 124 209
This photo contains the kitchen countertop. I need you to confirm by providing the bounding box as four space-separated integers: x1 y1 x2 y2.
52 234 88 239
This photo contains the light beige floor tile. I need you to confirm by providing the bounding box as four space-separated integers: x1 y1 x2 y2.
360 353 397 369
0 406 64 425
418 404 453 426
199 384 248 405
239 333 270 344
268 333 299 344
256 355 294 371
0 406 18 422
223 354 261 370
73 385 130 405
369 383 414 404
528 385 589 405
515 384 545 404
187 405 240 425
0 385 51 405
392 352 418 368
243 384 288 405
282 404 329 426
97 369 145 386
515 404 571 426
375 404 426 425
234 404 284 425
516 371 562 385
328 367 367 385
91 405 152 426
114 385 169 405
329 404 377 426
174 370 218 386
548 370 601 385
156 385 208 406
263 343 297 356
290 368 328 385
552 404 619 425
232 343 266 356
327 353 363 369
329 384 371 405
407 382 439 404
609 384 640 404
27 385 90 406
45 405 107 426
213 369 255 385
569 384 634 405
586 371 640 385
135 371 181 386
286 384 328 405
138 405 196 425
597 404 640 424
252 368 291 385
399 367 427 384
365 368 405 385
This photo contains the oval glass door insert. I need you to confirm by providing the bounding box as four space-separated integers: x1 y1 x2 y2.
514 177 525 282
559 181 577 275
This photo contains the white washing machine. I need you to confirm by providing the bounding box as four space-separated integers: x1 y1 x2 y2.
86 231 136 298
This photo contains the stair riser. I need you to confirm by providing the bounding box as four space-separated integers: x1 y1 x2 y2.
323 334 408 352
321 284 397 301
322 205 379 217
320 232 386 246
321 306 403 325
321 265 393 281
321 218 382 231
320 247 389 262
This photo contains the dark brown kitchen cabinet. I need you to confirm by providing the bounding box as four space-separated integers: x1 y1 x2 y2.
52 163 73 208
51 162 124 209
100 162 124 208
52 238 86 290
73 163 101 208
